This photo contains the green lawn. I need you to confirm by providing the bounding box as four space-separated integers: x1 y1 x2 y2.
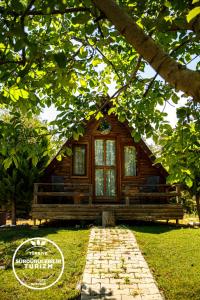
0 227 89 300
132 225 200 300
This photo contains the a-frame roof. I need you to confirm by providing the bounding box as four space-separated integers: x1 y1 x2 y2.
43 101 168 178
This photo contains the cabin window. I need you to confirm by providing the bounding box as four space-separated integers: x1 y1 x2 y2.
124 146 136 176
72 145 86 176
95 139 116 197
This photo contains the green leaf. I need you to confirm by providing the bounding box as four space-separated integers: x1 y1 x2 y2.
3 85 29 101
108 107 116 115
32 156 38 166
164 0 172 8
56 154 62 161
73 132 79 141
96 112 103 120
119 115 125 123
65 147 72 156
92 58 101 67
3 157 12 169
12 156 19 168
185 177 193 188
53 52 67 68
80 79 87 87
133 132 141 143
192 0 200 4
187 7 200 23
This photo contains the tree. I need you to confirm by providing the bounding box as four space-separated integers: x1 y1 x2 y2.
0 111 52 224
156 102 200 219
0 1 199 221
0 0 199 140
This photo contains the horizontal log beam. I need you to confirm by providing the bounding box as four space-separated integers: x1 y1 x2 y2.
126 192 178 197
36 192 90 197
31 203 184 221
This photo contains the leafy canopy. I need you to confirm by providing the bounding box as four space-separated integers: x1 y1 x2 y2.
0 0 199 140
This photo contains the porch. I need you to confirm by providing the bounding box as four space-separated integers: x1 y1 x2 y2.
31 183 184 222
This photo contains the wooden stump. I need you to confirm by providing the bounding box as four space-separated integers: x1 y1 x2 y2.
102 211 115 227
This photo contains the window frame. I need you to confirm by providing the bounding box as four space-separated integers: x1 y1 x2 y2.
93 136 117 199
71 143 88 178
122 144 137 179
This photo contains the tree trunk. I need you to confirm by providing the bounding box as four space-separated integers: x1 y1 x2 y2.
195 195 200 222
11 197 16 225
93 0 200 101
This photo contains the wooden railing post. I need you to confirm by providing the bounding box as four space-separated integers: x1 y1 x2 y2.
33 183 38 204
125 186 130 206
89 185 93 205
74 190 81 205
176 184 181 203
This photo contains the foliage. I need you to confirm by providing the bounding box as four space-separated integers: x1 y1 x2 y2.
0 111 52 217
0 0 199 140
180 190 197 215
156 102 200 194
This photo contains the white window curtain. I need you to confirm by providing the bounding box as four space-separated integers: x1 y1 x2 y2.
73 145 86 175
106 140 115 166
124 146 136 176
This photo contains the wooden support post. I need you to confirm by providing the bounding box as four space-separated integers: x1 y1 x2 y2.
125 186 130 206
176 184 181 203
102 211 115 227
33 183 38 204
176 219 179 225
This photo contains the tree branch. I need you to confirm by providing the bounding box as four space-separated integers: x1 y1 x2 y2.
93 0 200 101
0 7 90 17
0 60 24 65
110 55 142 99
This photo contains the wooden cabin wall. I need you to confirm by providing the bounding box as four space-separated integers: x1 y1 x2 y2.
42 114 166 202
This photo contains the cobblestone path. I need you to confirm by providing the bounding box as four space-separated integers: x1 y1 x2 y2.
81 227 164 300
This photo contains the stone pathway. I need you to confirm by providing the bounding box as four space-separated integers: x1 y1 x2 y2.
81 227 164 300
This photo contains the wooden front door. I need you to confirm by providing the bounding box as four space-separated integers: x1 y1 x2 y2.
94 138 117 201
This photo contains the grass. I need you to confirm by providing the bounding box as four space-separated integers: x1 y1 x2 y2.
132 225 200 300
0 227 89 300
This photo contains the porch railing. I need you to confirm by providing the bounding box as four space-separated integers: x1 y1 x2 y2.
33 183 181 206
123 184 181 205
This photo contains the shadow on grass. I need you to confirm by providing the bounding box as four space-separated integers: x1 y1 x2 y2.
0 219 90 243
119 220 180 234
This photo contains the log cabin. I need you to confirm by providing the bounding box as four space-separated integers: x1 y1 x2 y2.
32 104 183 224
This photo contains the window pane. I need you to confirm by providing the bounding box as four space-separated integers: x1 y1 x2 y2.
124 146 136 176
106 169 116 196
95 169 104 196
73 145 86 175
95 139 104 165
106 140 115 166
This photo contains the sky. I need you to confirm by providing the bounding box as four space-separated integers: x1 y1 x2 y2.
40 58 199 127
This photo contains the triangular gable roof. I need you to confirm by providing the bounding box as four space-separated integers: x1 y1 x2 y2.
44 107 168 178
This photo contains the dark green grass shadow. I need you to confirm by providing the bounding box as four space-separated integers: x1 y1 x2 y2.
119 220 180 234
